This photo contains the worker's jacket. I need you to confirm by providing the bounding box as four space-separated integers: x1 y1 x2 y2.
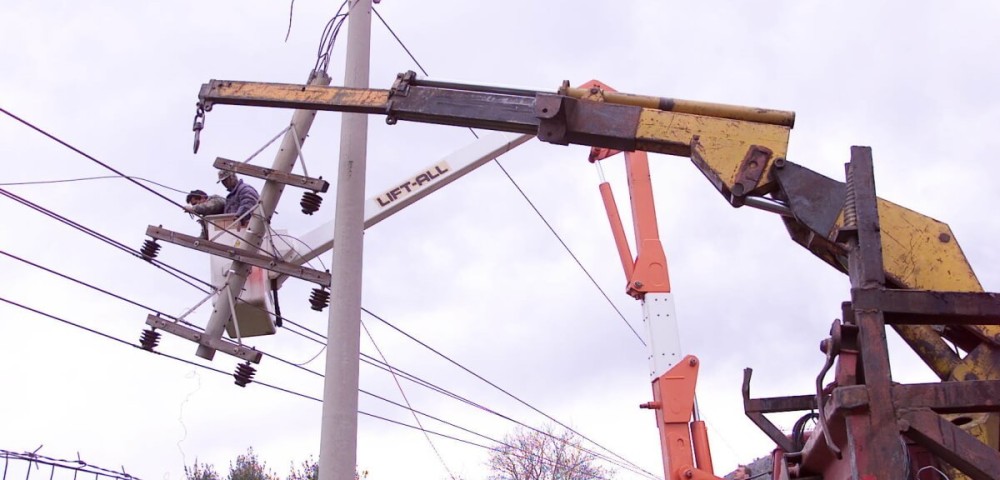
225 180 260 225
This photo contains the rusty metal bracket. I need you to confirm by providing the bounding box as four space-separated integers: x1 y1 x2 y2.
743 368 800 453
145 225 331 287
145 315 262 363
214 157 329 193
853 288 1000 326
389 70 416 97
900 408 1000 480
535 94 571 145
730 145 774 201
891 381 1000 414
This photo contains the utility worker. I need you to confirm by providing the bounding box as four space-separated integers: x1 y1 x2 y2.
219 170 260 228
732 465 752 480
184 189 225 239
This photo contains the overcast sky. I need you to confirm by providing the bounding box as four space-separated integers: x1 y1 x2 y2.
3 1 1000 480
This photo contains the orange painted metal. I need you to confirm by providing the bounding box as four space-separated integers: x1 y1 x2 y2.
691 420 715 474
583 79 672 297
600 182 635 281
625 149 671 297
651 355 699 480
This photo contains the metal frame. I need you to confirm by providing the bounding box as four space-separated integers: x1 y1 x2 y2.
743 147 1000 480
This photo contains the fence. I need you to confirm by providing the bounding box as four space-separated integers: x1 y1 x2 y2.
1 449 139 480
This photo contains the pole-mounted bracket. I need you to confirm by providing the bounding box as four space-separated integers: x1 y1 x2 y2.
146 315 262 363
145 225 331 287
214 157 329 193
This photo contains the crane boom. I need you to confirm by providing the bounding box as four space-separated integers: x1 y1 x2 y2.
195 71 1000 480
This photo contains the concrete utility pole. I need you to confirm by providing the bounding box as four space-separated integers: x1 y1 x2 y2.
319 0 371 479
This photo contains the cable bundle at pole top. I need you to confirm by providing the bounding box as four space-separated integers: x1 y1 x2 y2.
314 0 350 75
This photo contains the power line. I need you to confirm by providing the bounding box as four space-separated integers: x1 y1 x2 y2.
0 149 649 473
493 159 645 346
0 297 623 479
0 106 187 210
0 187 212 293
3 182 652 476
1 247 650 478
0 174 187 193
0 186 307 338
361 319 457 480
371 10 643 347
372 7 427 77
0 249 196 328
361 307 657 478
260 330 650 476
278 304 655 477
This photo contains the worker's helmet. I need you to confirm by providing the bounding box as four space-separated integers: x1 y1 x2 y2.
218 170 235 182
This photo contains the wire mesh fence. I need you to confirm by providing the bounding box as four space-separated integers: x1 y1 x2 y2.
1 449 139 480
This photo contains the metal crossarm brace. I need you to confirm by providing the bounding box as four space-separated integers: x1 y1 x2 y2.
853 288 1000 326
145 225 331 287
146 315 262 363
900 409 1000 480
214 157 330 193
831 381 1000 414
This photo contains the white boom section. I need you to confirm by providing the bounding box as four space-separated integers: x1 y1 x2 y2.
282 132 532 268
643 292 684 378
196 71 332 360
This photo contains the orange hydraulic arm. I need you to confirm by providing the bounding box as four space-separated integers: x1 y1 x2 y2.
586 79 719 480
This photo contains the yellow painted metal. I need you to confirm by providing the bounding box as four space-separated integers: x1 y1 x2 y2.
874 199 982 293
634 109 790 194
200 80 390 111
564 87 796 127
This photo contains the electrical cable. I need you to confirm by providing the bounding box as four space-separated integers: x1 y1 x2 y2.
0 187 212 293
259 337 649 477
361 307 657 478
372 10 643 347
0 106 187 210
372 7 427 77
2 184 649 476
284 0 296 42
371 5 478 142
0 186 294 328
281 306 655 477
0 249 645 478
2 296 623 479
0 152 648 474
0 175 187 193
314 1 349 74
360 319 457 480
494 159 646 346
0 249 200 329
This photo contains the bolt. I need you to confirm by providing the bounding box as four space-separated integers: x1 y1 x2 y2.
820 338 830 354
731 183 745 197
939 233 951 243
683 469 694 479
774 157 787 168
689 358 698 366
633 281 644 288
590 87 600 94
